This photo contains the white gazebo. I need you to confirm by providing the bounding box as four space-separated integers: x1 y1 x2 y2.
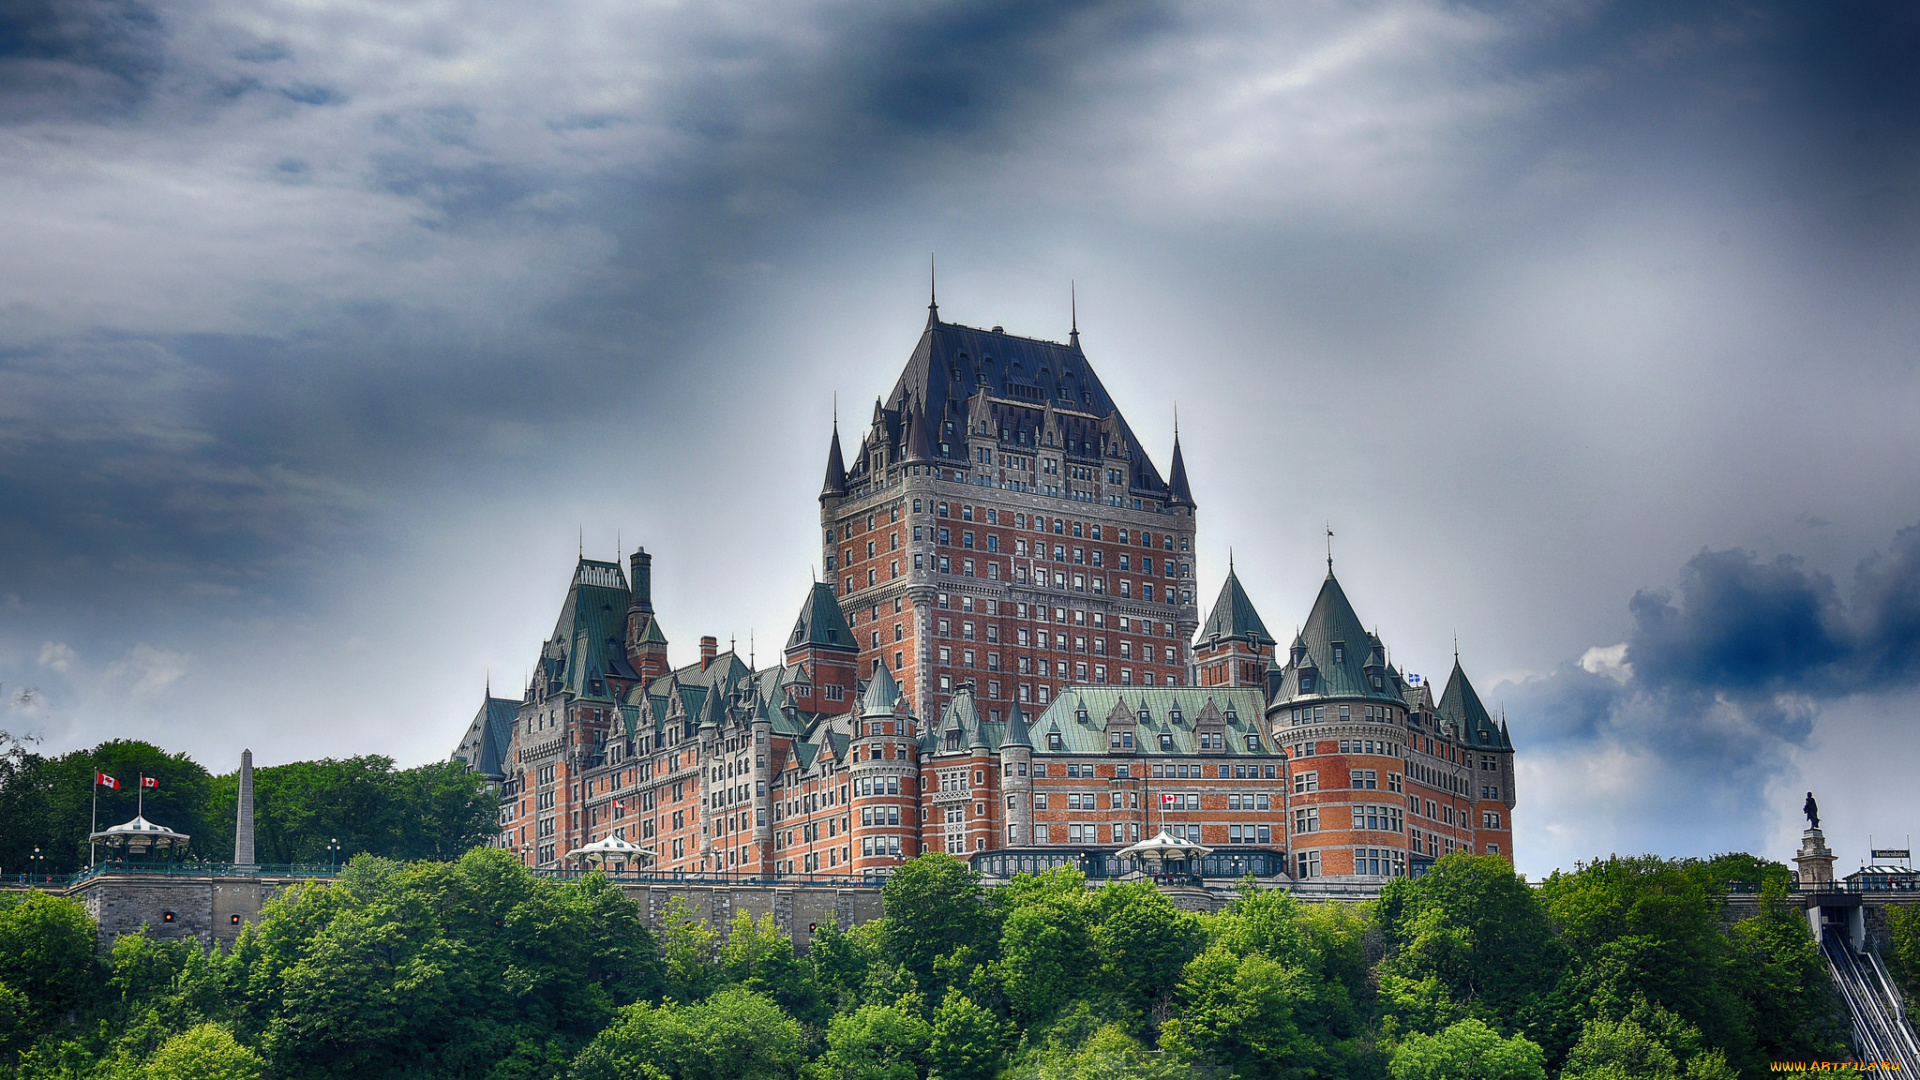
88 815 191 860
1117 830 1213 877
565 834 655 873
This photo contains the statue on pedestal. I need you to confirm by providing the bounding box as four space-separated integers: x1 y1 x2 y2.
1804 791 1820 830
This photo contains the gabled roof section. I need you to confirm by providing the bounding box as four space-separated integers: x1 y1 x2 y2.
1025 687 1267 756
1437 659 1512 750
787 581 856 653
1198 567 1273 648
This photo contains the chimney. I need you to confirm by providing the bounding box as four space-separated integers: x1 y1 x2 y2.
628 547 653 613
700 636 717 669
234 748 256 868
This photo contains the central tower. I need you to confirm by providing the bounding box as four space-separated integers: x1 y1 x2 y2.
820 291 1202 733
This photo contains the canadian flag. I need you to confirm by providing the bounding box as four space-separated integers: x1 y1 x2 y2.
613 800 624 811
141 776 159 789
1161 793 1176 805
96 771 120 789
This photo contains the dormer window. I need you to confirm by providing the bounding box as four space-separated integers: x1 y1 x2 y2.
1159 733 1174 751
1047 731 1063 751
946 730 961 751
1332 645 1345 664
1300 675 1314 693
1372 675 1383 690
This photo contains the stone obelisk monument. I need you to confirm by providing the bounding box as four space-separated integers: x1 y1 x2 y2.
234 749 256 868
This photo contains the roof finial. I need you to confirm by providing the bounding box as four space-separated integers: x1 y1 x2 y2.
928 254 938 316
579 525 583 559
1070 280 1079 347
750 630 755 670
833 391 838 430
1229 546 1234 573
1453 631 1459 663
1173 401 1179 439
1325 523 1334 572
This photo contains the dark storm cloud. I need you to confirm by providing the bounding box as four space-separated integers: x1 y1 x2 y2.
0 0 163 120
1504 522 1920 858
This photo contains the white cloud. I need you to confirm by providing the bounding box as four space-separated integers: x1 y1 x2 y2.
105 644 193 698
1578 642 1632 682
37 641 76 672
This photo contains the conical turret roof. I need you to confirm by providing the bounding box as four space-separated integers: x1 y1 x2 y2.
1275 571 1403 704
1438 658 1511 750
861 660 902 717
1198 567 1272 647
1167 434 1194 508
1003 698 1032 748
821 424 848 499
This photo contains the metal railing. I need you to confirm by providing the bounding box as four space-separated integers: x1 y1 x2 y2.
528 868 882 888
9 862 339 888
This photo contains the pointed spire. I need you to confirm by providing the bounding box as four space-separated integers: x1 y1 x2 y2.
1167 422 1194 508
1069 281 1079 349
1326 523 1335 574
821 417 848 500
927 253 939 328
1003 696 1031 748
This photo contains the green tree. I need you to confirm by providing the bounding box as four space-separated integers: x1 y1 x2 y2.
881 854 995 997
1386 1017 1545 1080
659 896 721 1002
1888 902 1920 996
1158 947 1328 1079
142 1022 264 1080
0 740 211 873
1089 882 1205 1027
1727 880 1845 1063
1540 856 1750 1065
995 869 1097 1025
572 988 804 1080
810 920 882 1013
927 988 1003 1080
0 892 100 1030
720 910 822 1026
1376 855 1563 1038
810 996 931 1080
1029 1023 1191 1080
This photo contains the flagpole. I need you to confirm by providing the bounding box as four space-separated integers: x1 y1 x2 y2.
138 775 144 818
91 780 98 868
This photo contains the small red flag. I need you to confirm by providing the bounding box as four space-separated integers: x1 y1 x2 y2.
96 771 119 789
613 800 624 810
1161 793 1175 805
141 776 159 789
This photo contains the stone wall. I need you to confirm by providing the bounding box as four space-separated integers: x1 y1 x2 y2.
616 883 883 951
56 873 882 953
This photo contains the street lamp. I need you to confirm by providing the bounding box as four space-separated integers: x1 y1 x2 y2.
31 846 44 882
326 838 341 872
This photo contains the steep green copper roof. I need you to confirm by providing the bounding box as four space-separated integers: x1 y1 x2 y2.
1197 567 1273 647
1003 698 1032 748
1271 572 1404 706
1025 687 1268 756
543 559 636 704
1437 659 1512 750
787 581 856 652
451 695 520 779
861 661 902 716
636 612 668 646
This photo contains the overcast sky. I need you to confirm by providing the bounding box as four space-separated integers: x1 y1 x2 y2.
3 0 1917 878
